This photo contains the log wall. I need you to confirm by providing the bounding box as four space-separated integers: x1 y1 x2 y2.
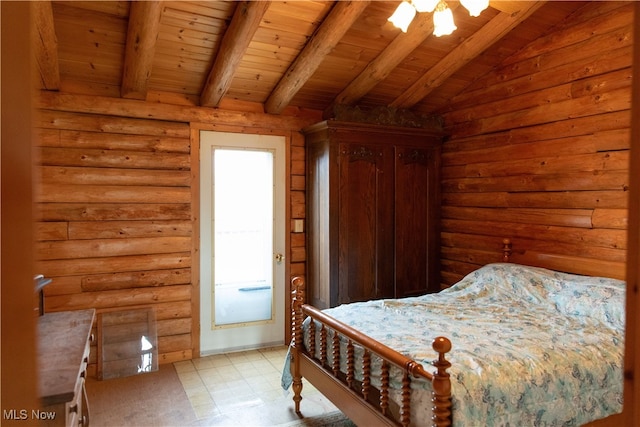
439 1 632 286
34 93 319 372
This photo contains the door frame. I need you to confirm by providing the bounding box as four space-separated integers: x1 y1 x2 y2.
190 123 292 357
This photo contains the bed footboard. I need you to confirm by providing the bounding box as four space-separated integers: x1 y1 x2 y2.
290 276 452 427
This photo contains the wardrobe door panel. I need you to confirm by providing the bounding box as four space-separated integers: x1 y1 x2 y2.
338 143 394 304
395 146 440 297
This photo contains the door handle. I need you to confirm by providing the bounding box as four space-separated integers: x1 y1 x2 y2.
275 253 285 263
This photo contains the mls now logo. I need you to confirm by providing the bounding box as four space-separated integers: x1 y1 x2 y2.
3 409 57 420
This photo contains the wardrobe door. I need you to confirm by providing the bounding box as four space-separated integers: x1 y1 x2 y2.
338 142 394 304
394 146 440 297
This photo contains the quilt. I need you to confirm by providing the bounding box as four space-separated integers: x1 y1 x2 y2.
282 263 625 426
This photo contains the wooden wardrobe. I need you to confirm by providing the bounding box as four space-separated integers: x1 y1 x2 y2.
304 120 443 309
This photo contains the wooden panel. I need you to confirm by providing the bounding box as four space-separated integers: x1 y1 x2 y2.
338 141 395 304
439 2 632 285
394 145 440 296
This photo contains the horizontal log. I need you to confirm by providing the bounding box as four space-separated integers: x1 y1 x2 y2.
290 233 305 248
157 333 191 354
452 86 631 137
442 206 593 228
440 258 481 280
158 349 191 364
448 26 632 114
441 232 627 263
503 4 632 65
40 147 190 170
36 221 68 241
442 170 628 193
37 129 190 153
43 275 82 296
69 220 191 240
35 236 191 260
81 268 191 292
446 66 631 126
442 111 630 155
510 251 625 280
37 91 322 131
291 175 305 191
443 190 628 209
442 219 627 250
592 208 628 230
291 144 305 161
291 159 305 176
458 151 628 178
290 262 305 277
291 190 305 218
38 184 191 203
290 246 306 263
38 252 191 277
442 128 629 167
440 232 506 255
37 109 191 137
440 246 503 268
45 284 191 312
102 316 191 350
39 166 191 187
38 203 191 221
440 270 464 289
157 317 191 337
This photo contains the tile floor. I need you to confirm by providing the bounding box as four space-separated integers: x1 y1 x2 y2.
173 346 340 426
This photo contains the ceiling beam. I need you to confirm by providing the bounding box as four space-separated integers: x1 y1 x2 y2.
264 1 370 115
121 1 163 100
200 1 270 108
391 1 546 109
324 3 460 117
33 1 60 90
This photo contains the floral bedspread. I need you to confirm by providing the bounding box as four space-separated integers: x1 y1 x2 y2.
282 263 625 426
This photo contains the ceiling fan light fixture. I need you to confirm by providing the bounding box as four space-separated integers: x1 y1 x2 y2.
388 1 416 32
460 0 489 17
411 0 439 13
433 1 456 37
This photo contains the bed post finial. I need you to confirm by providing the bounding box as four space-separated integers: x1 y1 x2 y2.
502 238 512 262
432 336 452 427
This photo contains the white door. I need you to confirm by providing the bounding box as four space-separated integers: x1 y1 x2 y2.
200 131 286 354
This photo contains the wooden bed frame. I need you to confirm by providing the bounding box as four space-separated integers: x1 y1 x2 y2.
288 238 627 426
288 240 515 427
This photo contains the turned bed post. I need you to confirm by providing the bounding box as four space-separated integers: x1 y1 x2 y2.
502 238 512 262
431 336 452 427
291 276 305 414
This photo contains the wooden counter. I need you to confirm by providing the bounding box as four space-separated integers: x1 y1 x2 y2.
38 309 95 426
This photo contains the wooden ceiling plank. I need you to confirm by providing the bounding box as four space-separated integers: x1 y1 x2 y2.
200 1 271 108
325 3 460 116
33 1 60 90
391 1 546 109
490 1 539 14
120 1 164 99
265 1 370 114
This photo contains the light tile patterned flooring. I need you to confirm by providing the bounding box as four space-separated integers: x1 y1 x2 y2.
173 346 340 426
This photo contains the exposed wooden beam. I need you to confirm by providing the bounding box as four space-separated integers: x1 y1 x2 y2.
324 4 459 117
391 1 546 109
121 1 163 100
200 1 270 108
33 0 60 90
264 1 370 115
